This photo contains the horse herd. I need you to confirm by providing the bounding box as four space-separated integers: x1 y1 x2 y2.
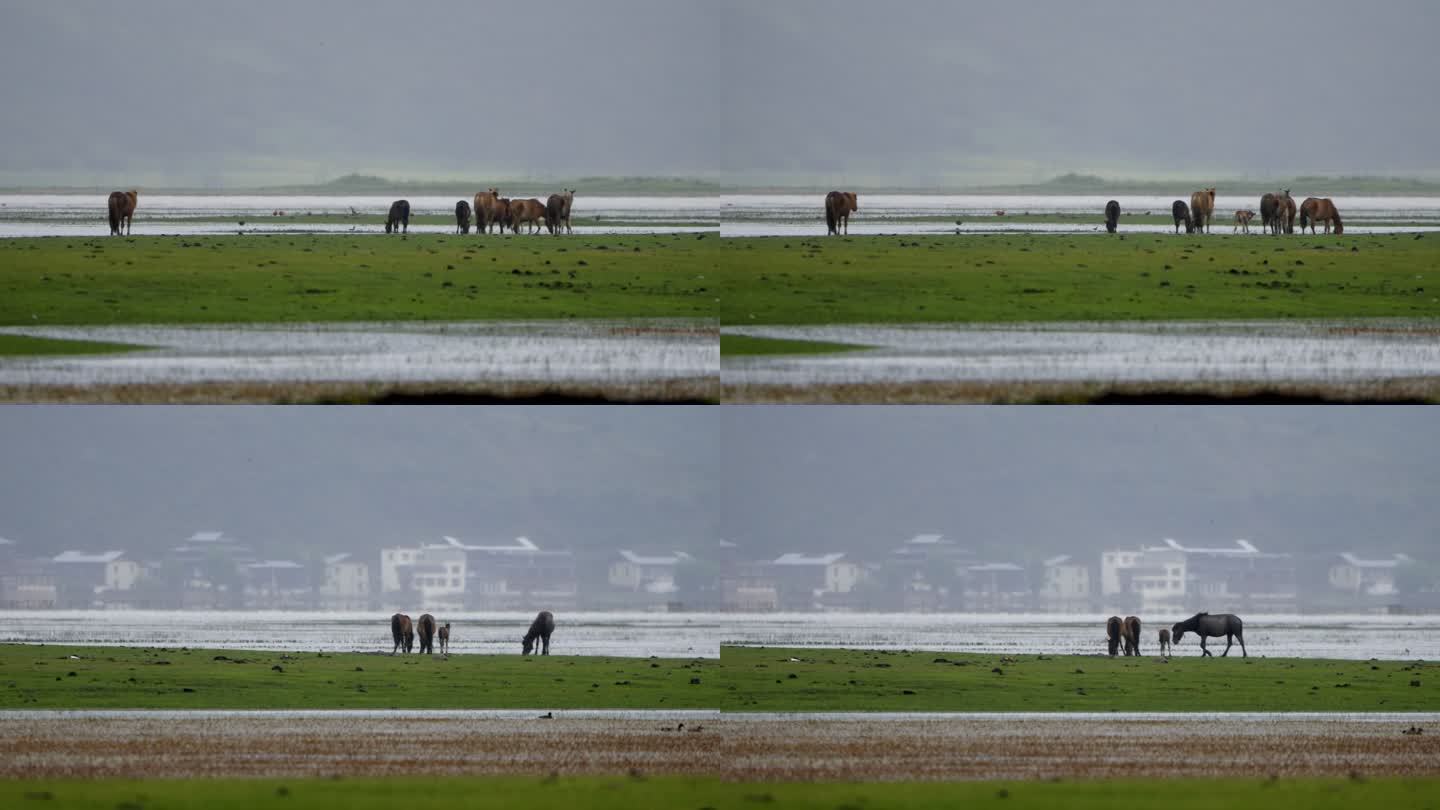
388 610 555 656
102 188 577 236
1107 611 1248 658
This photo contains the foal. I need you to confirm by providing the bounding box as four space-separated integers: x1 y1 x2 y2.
1158 628 1172 656
438 622 451 655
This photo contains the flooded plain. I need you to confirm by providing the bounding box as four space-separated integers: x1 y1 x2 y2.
0 319 718 398
6 611 1436 661
722 319 1440 395
722 194 1440 237
0 194 717 237
0 711 1434 780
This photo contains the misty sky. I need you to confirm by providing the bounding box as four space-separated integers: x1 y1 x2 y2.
2 407 1435 564
0 407 717 559
3 1 1436 187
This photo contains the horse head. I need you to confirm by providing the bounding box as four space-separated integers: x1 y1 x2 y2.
1171 623 1186 644
522 636 534 655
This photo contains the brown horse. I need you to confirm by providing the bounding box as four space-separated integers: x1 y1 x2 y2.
1233 210 1256 234
1299 197 1344 235
1282 192 1296 234
455 200 472 234
107 190 138 236
523 610 555 655
390 613 414 654
438 622 451 655
825 191 858 235
1106 615 1123 657
417 613 437 654
1189 188 1216 233
1260 192 1284 235
1122 616 1142 656
557 189 575 234
510 198 548 234
1158 628 1172 656
545 192 567 235
473 188 503 234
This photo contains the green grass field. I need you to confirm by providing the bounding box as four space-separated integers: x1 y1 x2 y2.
718 233 1440 324
0 334 146 357
0 645 718 710
0 234 718 325
720 647 1439 712
719 334 872 356
1 776 1435 810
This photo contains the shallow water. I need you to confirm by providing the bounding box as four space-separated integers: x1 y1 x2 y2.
0 320 717 388
0 610 725 658
722 193 1440 237
722 319 1440 387
719 612 1440 660
0 194 718 237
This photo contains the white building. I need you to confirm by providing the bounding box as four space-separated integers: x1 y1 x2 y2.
1102 538 1295 615
1329 552 1411 597
608 550 692 593
772 552 863 610
52 550 135 608
1038 554 1092 612
320 553 371 610
381 543 467 612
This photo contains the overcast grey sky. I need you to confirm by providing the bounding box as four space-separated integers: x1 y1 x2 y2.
720 407 1439 560
4 1 1435 187
0 407 716 559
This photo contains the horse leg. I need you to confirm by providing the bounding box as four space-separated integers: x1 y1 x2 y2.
1221 635 1233 657
1200 637 1211 657
1238 632 1247 658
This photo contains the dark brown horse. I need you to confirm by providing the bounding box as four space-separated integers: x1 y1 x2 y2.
1190 187 1216 233
1171 612 1247 657
1171 200 1193 234
455 200 472 234
1260 193 1283 235
545 193 567 235
390 613 414 654
825 191 858 235
1104 200 1120 233
438 622 451 655
1122 616 1141 656
523 610 555 655
107 190 138 236
417 613 437 654
1106 615 1123 657
1158 628 1172 656
473 188 503 234
1282 192 1296 234
1299 197 1343 235
385 200 410 234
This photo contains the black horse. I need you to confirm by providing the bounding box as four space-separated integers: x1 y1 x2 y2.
1171 612 1246 657
1105 615 1123 657
523 610 555 656
417 613 437 655
1104 200 1120 233
390 613 414 654
385 200 411 234
1172 200 1193 234
455 200 472 234
1122 616 1141 656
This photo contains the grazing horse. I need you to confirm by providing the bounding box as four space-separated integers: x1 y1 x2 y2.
390 613 414 655
385 200 410 234
455 200 472 234
107 190 138 236
1171 200 1193 234
1122 616 1142 657
1158 628 1172 656
825 191 858 235
1189 188 1216 233
1300 197 1344 235
510 198 547 234
438 622 451 655
1106 616 1123 657
417 613 437 655
1233 209 1256 234
1171 612 1247 657
545 193 567 235
1104 200 1120 233
523 610 555 655
473 188 503 234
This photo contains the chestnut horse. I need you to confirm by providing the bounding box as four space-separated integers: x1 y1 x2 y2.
390 613 414 654
1299 197 1344 235
523 610 555 655
1282 192 1296 234
473 188 503 234
825 191 858 235
1122 616 1141 656
107 190 138 236
1189 188 1216 233
1104 200 1120 233
544 189 575 235
510 198 548 234
1260 193 1284 235
1233 210 1255 234
1106 616 1123 657
417 613 437 654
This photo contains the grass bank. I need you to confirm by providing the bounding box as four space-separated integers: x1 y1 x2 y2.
0 645 717 710
718 233 1440 324
719 334 871 356
1 776 1436 810
720 647 1438 712
0 233 718 325
0 334 146 357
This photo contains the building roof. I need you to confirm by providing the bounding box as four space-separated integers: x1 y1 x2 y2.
188 531 229 543
968 562 1024 572
438 535 540 552
1043 554 1073 567
245 560 304 570
324 552 352 566
905 533 950 545
1161 538 1259 554
774 552 847 566
618 550 692 566
1339 552 1412 568
53 550 125 564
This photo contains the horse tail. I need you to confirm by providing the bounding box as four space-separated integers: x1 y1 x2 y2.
108 196 120 234
825 196 837 234
1299 207 1309 231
